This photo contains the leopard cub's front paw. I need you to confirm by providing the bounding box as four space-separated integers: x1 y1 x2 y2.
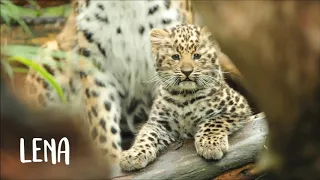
195 134 229 160
119 148 154 171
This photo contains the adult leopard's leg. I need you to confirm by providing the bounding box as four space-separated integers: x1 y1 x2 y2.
24 41 78 109
79 68 124 163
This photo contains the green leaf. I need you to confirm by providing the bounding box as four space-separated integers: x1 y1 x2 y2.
13 67 29 73
0 0 33 36
1 45 90 64
1 59 15 87
1 44 92 104
1 45 40 60
8 56 67 104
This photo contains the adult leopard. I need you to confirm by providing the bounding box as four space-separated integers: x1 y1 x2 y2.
22 0 250 172
24 0 194 166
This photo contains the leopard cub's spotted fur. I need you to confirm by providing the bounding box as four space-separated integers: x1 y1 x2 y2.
120 24 253 171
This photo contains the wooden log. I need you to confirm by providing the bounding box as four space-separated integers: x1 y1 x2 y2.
111 116 268 180
11 0 70 8
214 163 263 180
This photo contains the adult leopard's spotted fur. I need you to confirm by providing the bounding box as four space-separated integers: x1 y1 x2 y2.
21 0 264 170
23 0 194 166
120 24 264 171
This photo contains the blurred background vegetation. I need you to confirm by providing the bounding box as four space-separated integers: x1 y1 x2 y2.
1 0 71 44
1 0 72 103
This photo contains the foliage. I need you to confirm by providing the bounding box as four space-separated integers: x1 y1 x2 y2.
0 0 34 36
0 0 71 104
1 45 68 103
0 0 71 35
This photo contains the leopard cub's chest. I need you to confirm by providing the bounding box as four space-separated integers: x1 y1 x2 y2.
175 98 213 138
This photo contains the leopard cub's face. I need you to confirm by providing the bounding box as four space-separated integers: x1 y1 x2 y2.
150 24 221 91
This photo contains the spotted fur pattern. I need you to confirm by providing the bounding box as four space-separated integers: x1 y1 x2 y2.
120 24 259 171
24 0 193 165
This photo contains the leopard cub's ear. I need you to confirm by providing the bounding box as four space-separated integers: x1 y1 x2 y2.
200 26 211 35
150 29 169 52
200 26 212 39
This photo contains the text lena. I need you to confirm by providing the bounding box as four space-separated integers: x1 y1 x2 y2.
20 137 70 165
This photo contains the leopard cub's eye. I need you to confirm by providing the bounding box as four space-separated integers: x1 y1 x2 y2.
171 54 180 60
193 54 201 60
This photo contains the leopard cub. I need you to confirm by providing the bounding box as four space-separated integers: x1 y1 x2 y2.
120 24 253 171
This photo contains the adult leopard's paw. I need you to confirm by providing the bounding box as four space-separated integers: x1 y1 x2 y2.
119 148 155 171
195 134 229 160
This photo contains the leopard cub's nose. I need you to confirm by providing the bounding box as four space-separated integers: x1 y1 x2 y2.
181 69 193 77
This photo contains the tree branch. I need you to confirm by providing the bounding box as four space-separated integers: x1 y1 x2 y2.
112 116 268 180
